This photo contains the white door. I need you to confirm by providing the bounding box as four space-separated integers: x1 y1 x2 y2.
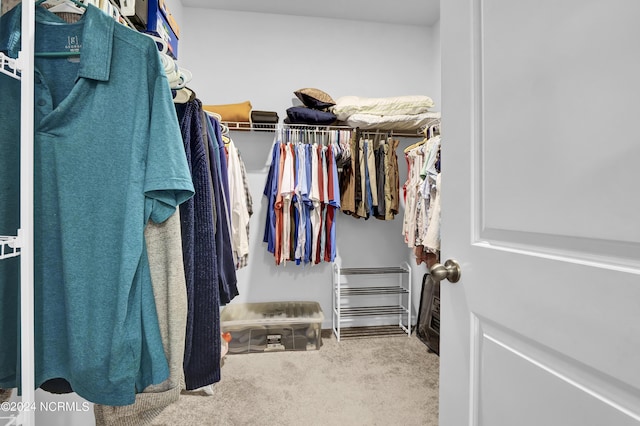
439 1 640 425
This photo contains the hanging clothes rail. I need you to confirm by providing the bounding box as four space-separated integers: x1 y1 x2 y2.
222 121 430 138
262 126 346 266
402 118 442 267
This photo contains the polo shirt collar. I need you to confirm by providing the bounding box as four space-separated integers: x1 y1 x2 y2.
74 5 114 82
0 3 114 82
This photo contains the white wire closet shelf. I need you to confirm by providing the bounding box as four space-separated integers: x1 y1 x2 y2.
0 52 21 80
0 236 21 259
221 120 440 138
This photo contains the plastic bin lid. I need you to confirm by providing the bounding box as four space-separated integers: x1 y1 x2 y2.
221 301 324 326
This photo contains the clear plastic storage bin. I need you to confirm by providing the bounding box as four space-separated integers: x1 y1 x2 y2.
221 301 324 354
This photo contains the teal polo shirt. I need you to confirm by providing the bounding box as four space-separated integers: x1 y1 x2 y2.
0 4 194 405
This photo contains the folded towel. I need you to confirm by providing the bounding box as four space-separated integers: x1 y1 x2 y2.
203 101 252 122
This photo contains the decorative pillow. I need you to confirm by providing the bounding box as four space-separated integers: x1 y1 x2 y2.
294 88 336 110
203 101 252 122
286 106 337 125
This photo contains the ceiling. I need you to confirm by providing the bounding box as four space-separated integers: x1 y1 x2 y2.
180 0 440 27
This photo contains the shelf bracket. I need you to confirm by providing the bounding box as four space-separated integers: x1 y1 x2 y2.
0 52 21 80
0 235 21 259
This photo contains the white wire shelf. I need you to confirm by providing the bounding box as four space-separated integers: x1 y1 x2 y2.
221 121 436 138
0 235 21 259
0 52 21 80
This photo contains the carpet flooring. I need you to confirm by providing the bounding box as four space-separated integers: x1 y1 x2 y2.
153 333 439 426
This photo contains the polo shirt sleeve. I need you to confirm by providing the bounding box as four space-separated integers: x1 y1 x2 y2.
144 73 195 224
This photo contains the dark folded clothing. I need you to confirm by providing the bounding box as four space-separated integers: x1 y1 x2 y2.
251 110 279 123
251 111 279 131
286 106 337 126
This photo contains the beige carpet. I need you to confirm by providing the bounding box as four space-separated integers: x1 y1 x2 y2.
153 333 439 426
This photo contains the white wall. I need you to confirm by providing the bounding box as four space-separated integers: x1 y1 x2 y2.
428 19 442 109
178 8 440 115
177 8 442 328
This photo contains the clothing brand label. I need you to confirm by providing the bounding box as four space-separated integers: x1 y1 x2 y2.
65 35 82 52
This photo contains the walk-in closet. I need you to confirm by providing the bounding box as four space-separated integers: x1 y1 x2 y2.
7 1 635 425
1 1 442 424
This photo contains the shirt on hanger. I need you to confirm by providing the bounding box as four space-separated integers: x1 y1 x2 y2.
0 4 194 406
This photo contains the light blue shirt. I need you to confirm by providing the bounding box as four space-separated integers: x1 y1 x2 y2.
0 4 194 405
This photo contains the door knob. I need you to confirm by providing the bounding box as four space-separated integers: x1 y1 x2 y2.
429 259 461 283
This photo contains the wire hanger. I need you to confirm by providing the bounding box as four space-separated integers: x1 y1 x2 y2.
220 123 230 137
35 0 87 57
48 0 85 14
36 0 87 13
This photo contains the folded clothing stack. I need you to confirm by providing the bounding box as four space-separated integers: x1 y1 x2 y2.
285 88 338 126
203 100 252 129
228 328 268 354
330 95 437 131
251 110 279 131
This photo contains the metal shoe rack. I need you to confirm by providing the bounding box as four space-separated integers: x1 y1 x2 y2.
332 261 412 341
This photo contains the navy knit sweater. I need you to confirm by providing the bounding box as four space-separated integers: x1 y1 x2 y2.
175 99 221 390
